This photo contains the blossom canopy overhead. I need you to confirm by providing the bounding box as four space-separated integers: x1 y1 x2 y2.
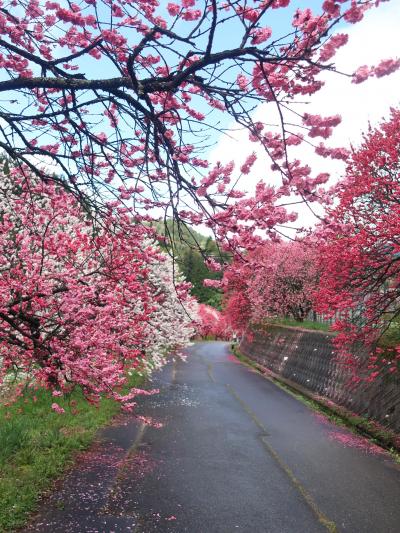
0 0 398 247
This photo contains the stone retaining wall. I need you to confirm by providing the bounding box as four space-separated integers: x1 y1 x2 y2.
240 325 400 433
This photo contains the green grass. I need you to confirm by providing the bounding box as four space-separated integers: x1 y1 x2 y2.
231 344 260 370
378 315 400 349
0 373 143 532
265 317 331 332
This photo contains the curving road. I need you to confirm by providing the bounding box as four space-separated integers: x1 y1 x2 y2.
26 342 400 533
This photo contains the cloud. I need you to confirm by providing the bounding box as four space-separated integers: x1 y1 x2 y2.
207 2 400 233
310 1 400 146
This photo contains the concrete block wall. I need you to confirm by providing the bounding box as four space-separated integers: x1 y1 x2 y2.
240 325 400 433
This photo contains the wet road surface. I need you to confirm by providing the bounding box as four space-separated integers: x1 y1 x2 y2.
26 342 400 532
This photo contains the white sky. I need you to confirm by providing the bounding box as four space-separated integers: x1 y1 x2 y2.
207 1 400 234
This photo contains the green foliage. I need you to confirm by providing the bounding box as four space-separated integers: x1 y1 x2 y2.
179 245 222 307
0 154 11 176
264 317 330 332
154 220 229 309
378 315 400 349
0 373 143 532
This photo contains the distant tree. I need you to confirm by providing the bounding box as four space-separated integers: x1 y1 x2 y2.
197 304 230 340
155 220 226 307
247 241 319 322
221 240 318 332
179 247 223 307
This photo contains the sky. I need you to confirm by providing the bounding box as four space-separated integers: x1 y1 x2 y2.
207 1 400 234
5 0 400 235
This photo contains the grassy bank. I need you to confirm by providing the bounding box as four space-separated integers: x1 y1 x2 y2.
0 373 143 532
264 317 331 332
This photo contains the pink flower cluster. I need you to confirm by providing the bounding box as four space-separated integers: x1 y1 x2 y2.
353 58 400 84
303 113 342 139
0 168 197 410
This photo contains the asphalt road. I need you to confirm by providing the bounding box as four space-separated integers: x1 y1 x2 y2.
26 341 400 533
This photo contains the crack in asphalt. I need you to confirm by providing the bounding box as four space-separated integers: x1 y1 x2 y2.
225 383 338 533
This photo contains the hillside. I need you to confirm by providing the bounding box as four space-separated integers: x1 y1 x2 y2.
153 220 228 309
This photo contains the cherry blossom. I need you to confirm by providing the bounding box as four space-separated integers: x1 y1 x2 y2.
0 0 397 252
0 166 197 407
315 109 400 379
0 0 399 397
221 241 319 333
197 304 230 339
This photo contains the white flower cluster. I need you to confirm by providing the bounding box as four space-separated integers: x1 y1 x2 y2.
144 250 199 372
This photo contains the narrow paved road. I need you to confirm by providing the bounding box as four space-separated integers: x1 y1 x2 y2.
27 342 400 533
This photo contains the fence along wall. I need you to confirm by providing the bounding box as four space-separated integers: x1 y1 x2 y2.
240 324 400 433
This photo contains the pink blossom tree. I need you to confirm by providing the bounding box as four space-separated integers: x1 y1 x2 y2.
0 166 196 409
197 303 230 339
0 0 398 247
221 240 319 333
245 241 319 322
1 0 400 401
219 262 253 335
315 109 400 378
